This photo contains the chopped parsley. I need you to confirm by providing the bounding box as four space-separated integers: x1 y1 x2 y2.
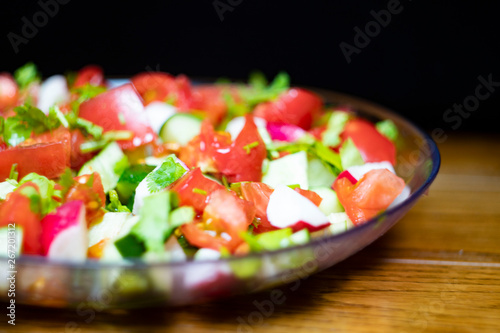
14 62 41 90
106 190 131 213
192 188 207 195
243 141 259 154
146 157 186 193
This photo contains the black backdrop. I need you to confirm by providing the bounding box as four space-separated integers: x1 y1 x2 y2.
2 0 499 132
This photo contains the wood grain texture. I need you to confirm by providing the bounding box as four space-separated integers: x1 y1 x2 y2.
2 134 500 333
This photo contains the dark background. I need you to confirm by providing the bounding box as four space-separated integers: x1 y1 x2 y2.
2 0 499 132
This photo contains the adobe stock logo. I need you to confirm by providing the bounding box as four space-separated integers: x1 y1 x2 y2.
7 0 71 54
339 0 411 64
213 0 243 21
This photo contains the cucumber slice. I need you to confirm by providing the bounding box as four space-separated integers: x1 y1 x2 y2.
78 142 129 193
144 101 176 134
309 187 344 215
262 151 309 189
307 157 337 188
116 164 155 205
0 181 16 200
159 113 203 146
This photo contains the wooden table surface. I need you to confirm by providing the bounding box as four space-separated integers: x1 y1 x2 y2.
3 133 500 333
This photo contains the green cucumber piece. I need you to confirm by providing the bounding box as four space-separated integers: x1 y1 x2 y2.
310 187 344 215
159 113 203 146
262 151 309 189
307 157 337 188
78 142 129 193
116 164 155 204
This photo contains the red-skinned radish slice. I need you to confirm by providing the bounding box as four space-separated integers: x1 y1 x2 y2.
266 122 306 142
41 200 88 261
336 170 358 185
267 184 330 232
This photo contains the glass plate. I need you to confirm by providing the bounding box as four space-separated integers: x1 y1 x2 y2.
0 86 440 308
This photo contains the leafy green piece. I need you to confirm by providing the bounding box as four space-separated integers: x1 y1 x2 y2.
64 70 77 88
106 190 131 213
49 106 69 128
248 71 268 90
2 117 31 147
243 141 259 154
322 111 350 147
14 62 41 90
19 185 42 215
79 131 132 153
339 138 364 169
57 168 75 198
238 71 290 107
71 84 106 104
376 119 398 142
116 164 155 204
192 188 207 195
241 228 311 252
146 156 186 193
8 164 19 182
314 141 343 172
276 139 343 175
19 173 60 215
2 104 61 147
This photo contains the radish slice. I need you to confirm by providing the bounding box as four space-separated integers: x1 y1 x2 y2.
266 122 306 142
346 161 395 182
37 75 70 114
389 185 411 209
267 184 330 230
336 170 358 185
41 200 88 261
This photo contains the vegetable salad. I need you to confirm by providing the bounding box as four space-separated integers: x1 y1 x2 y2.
0 63 407 262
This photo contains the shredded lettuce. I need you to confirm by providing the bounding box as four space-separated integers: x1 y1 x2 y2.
376 119 398 142
339 137 364 169
322 111 350 147
19 173 60 215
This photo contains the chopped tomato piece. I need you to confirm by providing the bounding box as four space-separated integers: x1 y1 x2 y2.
170 168 225 213
182 188 255 252
65 172 106 224
333 169 405 225
0 127 71 180
215 115 267 182
294 188 322 206
240 182 277 234
254 88 323 130
0 73 19 112
0 182 42 254
78 83 156 150
180 222 230 251
240 182 322 233
204 188 255 241
131 72 193 109
69 129 95 170
73 65 105 88
180 116 266 182
179 120 231 173
341 119 396 165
